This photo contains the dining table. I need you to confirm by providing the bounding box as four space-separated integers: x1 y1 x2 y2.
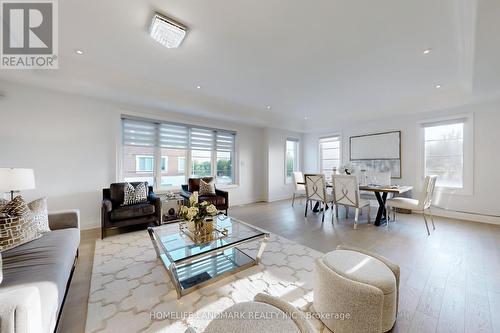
297 181 413 226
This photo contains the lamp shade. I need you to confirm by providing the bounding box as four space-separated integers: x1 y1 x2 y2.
0 168 36 192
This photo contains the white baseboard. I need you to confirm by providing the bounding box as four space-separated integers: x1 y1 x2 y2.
422 207 500 225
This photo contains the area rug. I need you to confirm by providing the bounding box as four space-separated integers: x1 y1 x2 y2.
85 224 328 333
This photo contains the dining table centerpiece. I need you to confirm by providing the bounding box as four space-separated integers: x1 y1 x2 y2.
179 191 219 238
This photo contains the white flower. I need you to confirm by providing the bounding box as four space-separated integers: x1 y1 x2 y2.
206 204 218 215
181 206 188 214
200 201 209 206
189 192 199 206
187 206 199 220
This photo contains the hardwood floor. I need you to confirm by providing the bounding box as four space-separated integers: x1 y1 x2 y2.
59 199 500 333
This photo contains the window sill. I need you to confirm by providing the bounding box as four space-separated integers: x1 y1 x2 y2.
217 184 239 189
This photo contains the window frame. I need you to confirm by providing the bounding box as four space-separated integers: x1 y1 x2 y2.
121 117 237 190
318 134 342 178
285 138 300 184
135 155 155 173
418 113 474 196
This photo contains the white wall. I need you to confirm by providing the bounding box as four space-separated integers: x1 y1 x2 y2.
0 81 267 229
303 99 500 221
264 128 304 202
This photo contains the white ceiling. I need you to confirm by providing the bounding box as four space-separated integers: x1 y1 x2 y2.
1 0 499 132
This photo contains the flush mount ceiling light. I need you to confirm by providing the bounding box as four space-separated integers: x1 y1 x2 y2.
150 13 187 48
74 49 84 55
423 48 432 55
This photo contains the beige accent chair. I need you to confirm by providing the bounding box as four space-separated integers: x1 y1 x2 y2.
332 175 370 229
314 245 400 333
304 174 334 222
292 171 306 207
386 175 437 235
185 293 314 333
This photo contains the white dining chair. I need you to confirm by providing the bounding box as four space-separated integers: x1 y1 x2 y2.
332 175 371 229
386 175 437 235
304 174 334 222
292 171 306 207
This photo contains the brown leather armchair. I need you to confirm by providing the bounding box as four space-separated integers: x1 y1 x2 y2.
181 177 229 215
101 182 161 239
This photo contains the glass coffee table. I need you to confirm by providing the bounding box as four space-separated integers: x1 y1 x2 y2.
148 215 270 298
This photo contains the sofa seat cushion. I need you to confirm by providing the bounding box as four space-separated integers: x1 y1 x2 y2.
203 301 301 333
110 203 155 221
199 195 225 206
323 250 396 294
0 228 80 333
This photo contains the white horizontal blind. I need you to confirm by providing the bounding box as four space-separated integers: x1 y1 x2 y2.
423 120 464 188
159 123 188 149
190 128 214 151
319 136 340 177
216 132 235 152
122 119 157 147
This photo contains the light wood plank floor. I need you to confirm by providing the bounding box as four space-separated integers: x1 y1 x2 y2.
58 199 500 333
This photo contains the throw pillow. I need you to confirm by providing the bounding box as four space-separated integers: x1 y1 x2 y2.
28 197 51 233
0 196 41 252
123 182 148 205
199 179 216 196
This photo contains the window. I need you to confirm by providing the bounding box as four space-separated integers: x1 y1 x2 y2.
319 136 340 179
178 157 185 173
423 121 464 188
421 115 473 193
136 155 154 172
285 139 299 184
122 118 236 189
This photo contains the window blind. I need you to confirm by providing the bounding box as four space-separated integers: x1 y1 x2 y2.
122 117 236 151
122 119 157 147
216 132 235 152
159 123 188 149
190 128 214 151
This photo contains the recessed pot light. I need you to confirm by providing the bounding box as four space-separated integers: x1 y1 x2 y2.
266 105 271 110
435 84 441 89
75 49 84 55
423 49 432 55
304 116 308 120
196 85 201 89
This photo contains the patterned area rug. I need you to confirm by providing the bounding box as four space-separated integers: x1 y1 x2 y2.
85 224 329 333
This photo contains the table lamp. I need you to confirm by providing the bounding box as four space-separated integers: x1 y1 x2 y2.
0 168 36 200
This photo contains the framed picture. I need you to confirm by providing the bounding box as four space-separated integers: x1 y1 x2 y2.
349 131 401 179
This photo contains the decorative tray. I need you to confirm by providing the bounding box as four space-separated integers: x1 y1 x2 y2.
178 221 228 244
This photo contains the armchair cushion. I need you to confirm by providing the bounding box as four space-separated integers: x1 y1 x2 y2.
188 177 214 193
109 182 149 207
110 203 155 221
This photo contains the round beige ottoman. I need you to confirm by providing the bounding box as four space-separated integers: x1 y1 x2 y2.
313 245 400 333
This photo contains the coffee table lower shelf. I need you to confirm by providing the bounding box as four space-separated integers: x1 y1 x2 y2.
160 248 255 296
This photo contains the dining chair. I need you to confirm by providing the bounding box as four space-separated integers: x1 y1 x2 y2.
292 171 306 207
386 175 437 235
304 174 334 222
332 175 371 229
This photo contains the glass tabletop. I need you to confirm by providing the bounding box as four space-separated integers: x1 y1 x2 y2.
149 215 266 264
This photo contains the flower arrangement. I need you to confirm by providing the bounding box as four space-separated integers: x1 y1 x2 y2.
179 192 218 228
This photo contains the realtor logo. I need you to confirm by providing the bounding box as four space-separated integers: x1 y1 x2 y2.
1 0 58 69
